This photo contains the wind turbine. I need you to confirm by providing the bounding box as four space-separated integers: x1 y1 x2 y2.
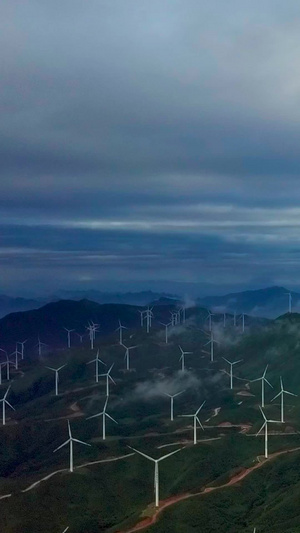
178 345 193 372
87 397 117 440
64 328 75 348
223 312 226 327
145 307 154 333
121 343 138 371
271 376 297 423
138 310 146 327
86 350 106 382
256 406 281 458
53 420 91 472
0 349 14 381
233 311 237 327
76 332 85 344
99 363 116 397
251 365 273 408
205 311 214 332
159 322 172 344
17 339 28 360
46 364 67 396
35 336 47 356
222 357 243 389
0 386 15 425
86 322 99 349
179 401 206 444
164 390 185 421
10 343 21 370
128 446 183 507
285 291 292 313
237 313 246 333
115 320 127 345
203 330 220 362
180 305 186 323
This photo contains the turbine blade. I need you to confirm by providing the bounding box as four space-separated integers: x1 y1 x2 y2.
256 421 266 436
271 392 281 402
53 439 70 452
105 413 118 424
196 400 206 415
5 400 15 410
86 411 103 420
72 438 91 446
127 445 155 462
157 447 183 462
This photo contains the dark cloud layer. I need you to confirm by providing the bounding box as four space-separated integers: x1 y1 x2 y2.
1 1 300 294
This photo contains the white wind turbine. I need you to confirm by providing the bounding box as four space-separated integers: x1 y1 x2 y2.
222 357 243 389
145 307 154 333
223 312 226 327
53 420 91 472
251 365 273 408
180 305 186 323
86 350 106 382
138 310 146 327
35 336 47 356
159 322 172 344
76 332 85 344
128 446 183 508
285 291 292 313
0 386 15 425
115 320 127 345
87 397 117 440
17 339 28 360
164 390 185 421
0 349 14 381
256 406 281 458
233 311 237 327
10 343 22 370
46 364 67 396
271 376 297 423
64 328 75 348
121 343 138 371
179 401 206 444
203 330 220 362
178 345 193 372
205 311 214 332
99 363 116 397
237 313 246 332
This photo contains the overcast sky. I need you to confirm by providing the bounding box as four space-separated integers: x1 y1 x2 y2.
2 1 300 296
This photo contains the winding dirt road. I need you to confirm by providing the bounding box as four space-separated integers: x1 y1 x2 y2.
117 446 300 533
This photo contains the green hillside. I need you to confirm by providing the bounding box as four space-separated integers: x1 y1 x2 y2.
0 309 300 532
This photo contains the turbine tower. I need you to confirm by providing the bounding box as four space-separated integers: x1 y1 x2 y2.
180 401 206 444
256 406 281 458
87 397 117 440
222 357 243 389
0 386 15 425
86 350 106 382
99 363 116 397
164 390 185 421
53 420 91 472
46 364 67 396
178 345 192 372
271 376 297 423
138 310 146 327
237 313 246 333
251 365 273 408
0 349 14 381
223 312 226 328
64 328 75 348
128 446 183 507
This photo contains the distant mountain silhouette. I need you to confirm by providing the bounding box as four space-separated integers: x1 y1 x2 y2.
197 286 300 318
0 294 46 318
49 290 178 306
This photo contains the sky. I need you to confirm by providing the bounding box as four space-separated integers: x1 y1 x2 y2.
2 1 300 296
